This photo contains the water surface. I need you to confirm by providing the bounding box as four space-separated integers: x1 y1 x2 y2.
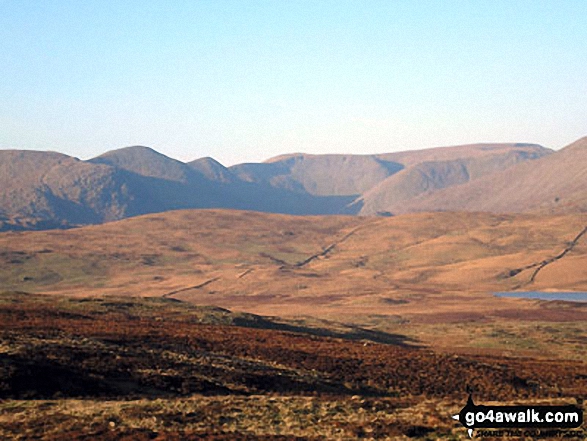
495 291 587 302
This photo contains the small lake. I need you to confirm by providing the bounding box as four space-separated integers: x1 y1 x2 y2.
495 291 587 302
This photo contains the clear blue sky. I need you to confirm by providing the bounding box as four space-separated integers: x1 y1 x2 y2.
1 0 586 165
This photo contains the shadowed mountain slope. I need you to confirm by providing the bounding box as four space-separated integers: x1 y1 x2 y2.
0 150 153 229
0 149 240 231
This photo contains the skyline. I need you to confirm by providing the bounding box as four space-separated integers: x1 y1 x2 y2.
1 1 586 165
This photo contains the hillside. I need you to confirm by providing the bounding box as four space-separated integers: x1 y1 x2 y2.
2 293 585 439
2 209 586 438
0 150 149 229
189 156 238 183
377 142 548 165
399 136 587 214
352 144 551 215
232 154 404 196
235 143 549 199
2 209 585 323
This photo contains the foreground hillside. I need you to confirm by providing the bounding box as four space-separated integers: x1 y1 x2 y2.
0 142 552 230
1 294 585 440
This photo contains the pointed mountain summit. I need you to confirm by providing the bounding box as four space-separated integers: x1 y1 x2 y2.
189 157 236 183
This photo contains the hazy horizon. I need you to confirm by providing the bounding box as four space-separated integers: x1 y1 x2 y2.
1 1 586 166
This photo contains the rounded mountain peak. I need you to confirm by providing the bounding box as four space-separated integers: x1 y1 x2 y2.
88 146 192 182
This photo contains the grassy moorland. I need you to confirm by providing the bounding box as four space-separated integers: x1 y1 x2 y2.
1 210 586 439
1 209 586 352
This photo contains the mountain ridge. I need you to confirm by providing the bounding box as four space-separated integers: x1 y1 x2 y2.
1 138 582 231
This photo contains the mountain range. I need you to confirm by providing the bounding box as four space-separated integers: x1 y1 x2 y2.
1 136 585 230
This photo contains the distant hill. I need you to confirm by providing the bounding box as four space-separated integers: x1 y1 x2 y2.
232 143 549 199
397 137 587 214
0 147 358 230
0 150 145 229
353 143 551 215
231 154 404 196
1 138 583 231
